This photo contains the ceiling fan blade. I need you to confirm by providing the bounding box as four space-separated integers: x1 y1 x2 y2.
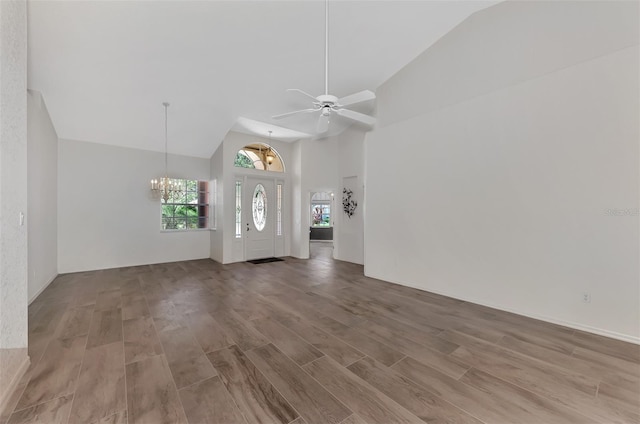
337 90 376 107
272 108 318 120
335 108 376 127
286 88 319 102
317 114 330 133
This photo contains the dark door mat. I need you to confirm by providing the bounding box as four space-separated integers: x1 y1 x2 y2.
247 257 284 265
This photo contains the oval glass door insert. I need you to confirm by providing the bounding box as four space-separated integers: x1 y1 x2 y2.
252 183 267 231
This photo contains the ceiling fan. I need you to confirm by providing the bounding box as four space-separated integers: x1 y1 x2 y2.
272 0 377 134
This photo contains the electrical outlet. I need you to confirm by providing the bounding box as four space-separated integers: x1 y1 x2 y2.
582 292 591 303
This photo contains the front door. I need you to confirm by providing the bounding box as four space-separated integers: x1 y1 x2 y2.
245 178 275 260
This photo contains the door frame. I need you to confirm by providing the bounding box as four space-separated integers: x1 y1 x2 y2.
309 190 334 244
305 188 336 259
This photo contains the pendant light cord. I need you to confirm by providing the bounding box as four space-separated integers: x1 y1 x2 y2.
163 102 169 176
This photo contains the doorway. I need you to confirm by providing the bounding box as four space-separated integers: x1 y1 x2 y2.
309 191 333 259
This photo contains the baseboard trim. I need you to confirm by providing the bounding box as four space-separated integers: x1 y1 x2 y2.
29 273 58 305
58 256 212 274
0 354 30 418
364 271 640 346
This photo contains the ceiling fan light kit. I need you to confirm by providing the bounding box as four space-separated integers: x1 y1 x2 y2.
272 0 376 133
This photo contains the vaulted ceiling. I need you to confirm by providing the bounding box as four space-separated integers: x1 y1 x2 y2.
28 0 497 158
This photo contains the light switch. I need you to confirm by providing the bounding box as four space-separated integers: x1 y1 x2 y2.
19 212 24 226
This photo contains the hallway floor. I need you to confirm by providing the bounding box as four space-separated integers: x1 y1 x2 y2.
1 255 638 423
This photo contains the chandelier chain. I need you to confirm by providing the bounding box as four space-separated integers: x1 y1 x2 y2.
164 102 169 176
151 102 182 203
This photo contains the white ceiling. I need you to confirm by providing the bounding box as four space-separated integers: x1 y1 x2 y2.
28 0 497 158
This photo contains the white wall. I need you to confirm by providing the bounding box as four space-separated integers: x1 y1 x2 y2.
0 0 29 411
292 136 339 259
219 131 292 264
334 127 366 265
365 0 640 342
209 142 224 263
291 140 303 258
58 139 211 273
289 128 367 264
27 90 58 302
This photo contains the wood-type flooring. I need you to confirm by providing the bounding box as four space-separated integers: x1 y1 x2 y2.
2 244 638 423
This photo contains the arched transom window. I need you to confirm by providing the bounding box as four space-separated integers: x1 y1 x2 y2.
234 144 284 172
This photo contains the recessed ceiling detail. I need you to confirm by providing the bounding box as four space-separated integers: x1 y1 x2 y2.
233 117 312 142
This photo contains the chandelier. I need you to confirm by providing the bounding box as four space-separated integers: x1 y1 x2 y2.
150 102 182 203
266 131 275 165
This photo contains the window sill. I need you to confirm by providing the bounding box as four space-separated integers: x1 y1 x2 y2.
160 228 210 233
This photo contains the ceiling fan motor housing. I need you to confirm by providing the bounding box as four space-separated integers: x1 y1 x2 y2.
317 94 338 106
